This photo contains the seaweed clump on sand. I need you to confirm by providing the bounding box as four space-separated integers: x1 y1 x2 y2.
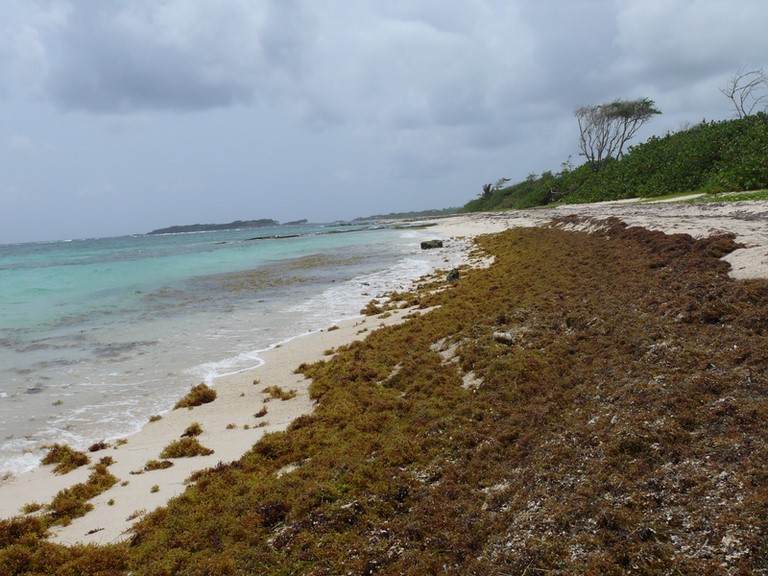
41 444 90 475
159 438 214 459
3 223 768 575
174 383 217 410
0 457 123 575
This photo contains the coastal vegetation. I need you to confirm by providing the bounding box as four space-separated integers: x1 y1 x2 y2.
2 221 767 574
466 112 768 212
575 97 661 172
353 207 460 221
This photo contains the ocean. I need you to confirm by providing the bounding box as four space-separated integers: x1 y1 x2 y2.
0 222 455 476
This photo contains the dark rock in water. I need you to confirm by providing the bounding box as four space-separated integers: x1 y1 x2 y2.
421 239 443 249
447 268 460 282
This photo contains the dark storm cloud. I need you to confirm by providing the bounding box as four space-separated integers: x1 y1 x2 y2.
45 0 311 112
7 1 768 124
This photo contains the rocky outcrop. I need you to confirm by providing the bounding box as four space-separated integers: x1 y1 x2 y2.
420 239 443 249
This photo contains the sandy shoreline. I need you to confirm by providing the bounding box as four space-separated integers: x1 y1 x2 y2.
0 309 436 545
1 198 766 545
434 197 768 280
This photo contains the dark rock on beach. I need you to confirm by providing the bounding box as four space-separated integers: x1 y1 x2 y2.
420 239 443 249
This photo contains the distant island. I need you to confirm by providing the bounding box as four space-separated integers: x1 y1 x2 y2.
148 219 280 235
353 207 459 222
282 219 309 226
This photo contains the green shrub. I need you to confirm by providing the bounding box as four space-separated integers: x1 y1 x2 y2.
465 113 768 209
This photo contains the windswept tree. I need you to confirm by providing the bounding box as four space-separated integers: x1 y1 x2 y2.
480 177 510 198
575 98 661 171
720 67 768 119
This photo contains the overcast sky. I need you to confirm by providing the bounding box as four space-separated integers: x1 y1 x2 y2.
0 0 766 243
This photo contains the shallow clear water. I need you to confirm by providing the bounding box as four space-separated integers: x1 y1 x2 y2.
0 223 451 475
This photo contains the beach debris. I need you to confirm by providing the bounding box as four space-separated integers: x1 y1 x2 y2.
174 382 217 410
446 268 460 282
262 385 298 402
143 459 174 472
41 444 90 474
420 239 443 249
181 422 203 437
159 438 214 459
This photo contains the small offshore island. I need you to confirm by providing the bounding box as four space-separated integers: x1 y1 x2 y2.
148 219 281 235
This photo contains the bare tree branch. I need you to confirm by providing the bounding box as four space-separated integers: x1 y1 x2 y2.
720 67 768 119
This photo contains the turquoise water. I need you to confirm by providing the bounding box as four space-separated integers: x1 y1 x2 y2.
0 223 454 475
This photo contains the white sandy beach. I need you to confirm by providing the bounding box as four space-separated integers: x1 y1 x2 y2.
0 309 435 545
1 198 767 545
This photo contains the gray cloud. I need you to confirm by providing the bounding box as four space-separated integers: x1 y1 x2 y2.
0 1 66 98
1 0 767 243
44 0 310 112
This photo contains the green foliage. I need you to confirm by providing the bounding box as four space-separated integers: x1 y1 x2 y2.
173 383 217 410
568 113 768 202
464 113 768 210
463 173 552 212
41 444 90 475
